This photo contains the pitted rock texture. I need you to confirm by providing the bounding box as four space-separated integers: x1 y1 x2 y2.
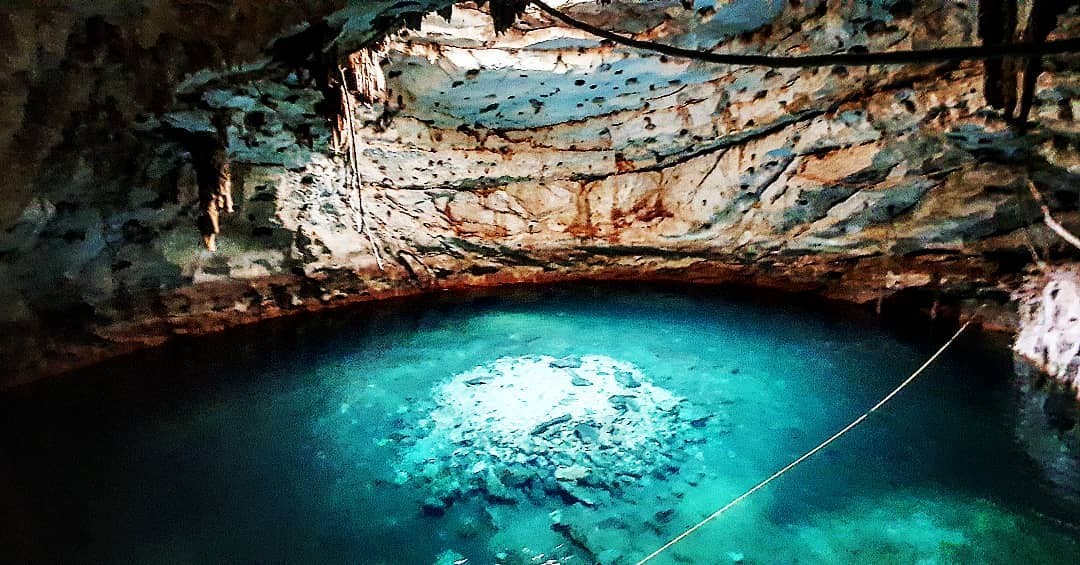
0 0 1079 386
1016 265 1080 397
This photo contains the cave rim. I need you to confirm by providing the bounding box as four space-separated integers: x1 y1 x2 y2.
0 277 1017 397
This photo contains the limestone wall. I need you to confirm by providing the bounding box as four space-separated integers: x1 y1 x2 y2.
1016 266 1080 397
0 0 1078 385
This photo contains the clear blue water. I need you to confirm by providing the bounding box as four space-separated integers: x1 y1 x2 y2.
1 283 1078 564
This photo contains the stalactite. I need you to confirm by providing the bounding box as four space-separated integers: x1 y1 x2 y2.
976 0 1076 127
978 0 1018 114
489 1 528 35
347 47 388 105
1014 0 1069 129
181 115 234 253
404 11 425 30
195 147 234 252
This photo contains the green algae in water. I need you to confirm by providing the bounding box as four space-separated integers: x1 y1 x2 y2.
1 284 1078 564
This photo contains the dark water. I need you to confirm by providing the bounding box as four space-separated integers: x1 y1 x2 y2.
1 283 1077 564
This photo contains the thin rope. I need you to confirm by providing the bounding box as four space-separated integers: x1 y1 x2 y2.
634 320 975 565
531 1 1080 68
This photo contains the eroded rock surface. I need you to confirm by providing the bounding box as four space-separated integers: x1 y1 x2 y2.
1016 265 1080 396
0 1 1079 385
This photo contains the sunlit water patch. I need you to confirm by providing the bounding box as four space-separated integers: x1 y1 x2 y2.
2 284 1078 563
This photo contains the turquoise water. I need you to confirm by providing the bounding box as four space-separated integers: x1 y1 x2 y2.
1 283 1078 564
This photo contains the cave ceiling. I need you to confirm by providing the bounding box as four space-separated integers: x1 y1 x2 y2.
1 1 1079 384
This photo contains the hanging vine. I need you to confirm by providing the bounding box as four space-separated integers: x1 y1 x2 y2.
334 59 386 271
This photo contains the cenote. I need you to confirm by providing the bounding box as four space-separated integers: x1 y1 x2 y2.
1 283 1078 564
5 0 1080 562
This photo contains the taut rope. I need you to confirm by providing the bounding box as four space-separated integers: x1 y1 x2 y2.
635 320 975 564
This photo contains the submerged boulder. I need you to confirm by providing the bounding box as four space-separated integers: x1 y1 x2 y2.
396 354 709 508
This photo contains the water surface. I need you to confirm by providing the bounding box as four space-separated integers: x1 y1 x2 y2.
2 283 1077 563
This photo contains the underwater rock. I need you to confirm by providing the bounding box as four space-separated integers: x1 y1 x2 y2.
550 520 597 559
481 469 516 503
614 370 641 388
557 481 600 507
396 354 705 511
654 508 676 524
607 394 639 412
503 463 532 487
554 465 591 482
433 549 467 565
422 496 449 517
573 423 600 444
655 395 682 413
454 515 484 540
596 549 624 565
530 414 572 436
550 356 583 369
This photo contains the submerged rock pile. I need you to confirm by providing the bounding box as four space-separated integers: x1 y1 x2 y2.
397 354 712 513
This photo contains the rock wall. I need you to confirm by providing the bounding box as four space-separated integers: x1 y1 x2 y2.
0 0 362 227
1 0 1079 386
1016 265 1080 397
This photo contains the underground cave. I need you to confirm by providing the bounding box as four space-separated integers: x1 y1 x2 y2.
1 1 1080 563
